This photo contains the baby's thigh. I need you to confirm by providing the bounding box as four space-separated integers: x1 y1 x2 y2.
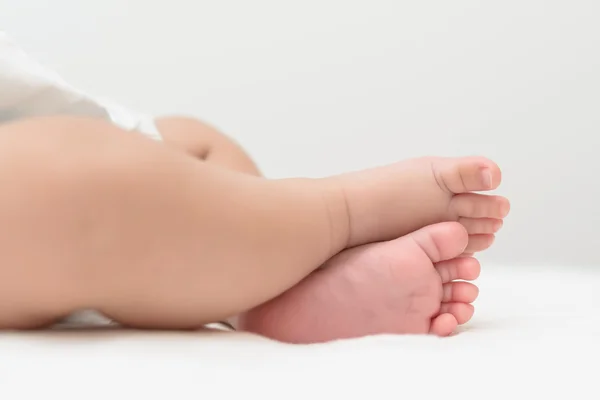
0 116 161 329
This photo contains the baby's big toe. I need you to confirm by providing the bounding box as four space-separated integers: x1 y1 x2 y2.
435 156 502 193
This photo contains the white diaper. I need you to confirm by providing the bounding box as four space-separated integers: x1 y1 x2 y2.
0 31 161 142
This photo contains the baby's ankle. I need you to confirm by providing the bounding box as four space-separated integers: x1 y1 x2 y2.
270 176 351 259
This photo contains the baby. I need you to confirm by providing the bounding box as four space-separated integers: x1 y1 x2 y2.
0 33 509 343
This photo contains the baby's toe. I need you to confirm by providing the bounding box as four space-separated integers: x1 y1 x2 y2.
458 217 503 234
465 234 496 253
439 303 475 325
450 194 510 219
435 257 481 283
442 282 479 303
429 313 458 336
435 156 502 193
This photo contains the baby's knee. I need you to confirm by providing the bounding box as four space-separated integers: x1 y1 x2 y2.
155 115 230 159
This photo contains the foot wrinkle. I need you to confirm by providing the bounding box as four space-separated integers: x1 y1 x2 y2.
410 231 441 265
458 164 468 193
430 160 451 195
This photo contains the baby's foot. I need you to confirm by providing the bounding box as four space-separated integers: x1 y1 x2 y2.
238 222 478 343
330 156 509 253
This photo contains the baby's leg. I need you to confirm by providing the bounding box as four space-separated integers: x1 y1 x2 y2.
0 116 348 329
157 117 509 253
152 116 509 336
154 116 262 330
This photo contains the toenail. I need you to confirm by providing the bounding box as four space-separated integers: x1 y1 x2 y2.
480 168 493 189
501 201 510 217
494 220 503 231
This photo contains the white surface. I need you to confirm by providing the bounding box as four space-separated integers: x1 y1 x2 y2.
0 265 596 399
0 6 596 397
3 0 600 266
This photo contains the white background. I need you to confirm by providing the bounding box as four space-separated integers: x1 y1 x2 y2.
3 0 599 267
